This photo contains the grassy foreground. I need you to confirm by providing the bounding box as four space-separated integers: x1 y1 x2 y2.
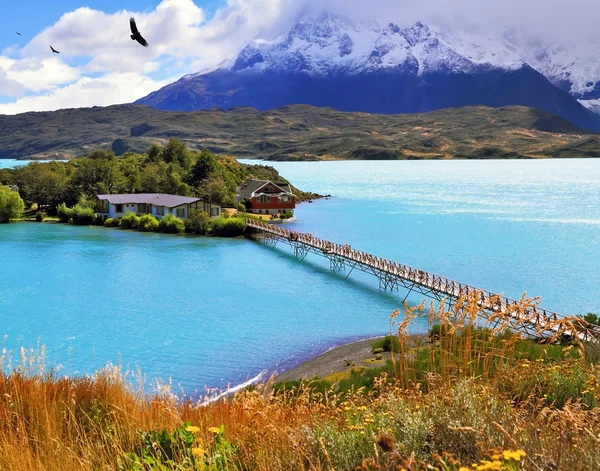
1 295 599 471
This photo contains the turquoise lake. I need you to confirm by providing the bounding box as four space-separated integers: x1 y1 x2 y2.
0 159 66 169
1 159 599 396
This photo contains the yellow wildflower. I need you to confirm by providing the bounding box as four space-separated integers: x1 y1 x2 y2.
186 426 200 433
459 468 471 471
503 449 526 461
208 426 221 434
192 447 204 457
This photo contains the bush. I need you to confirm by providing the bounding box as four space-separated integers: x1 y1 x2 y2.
0 186 25 223
185 209 210 235
71 204 96 225
138 214 159 232
158 214 185 234
35 211 47 222
237 202 246 213
120 212 141 229
579 312 600 326
57 202 72 223
93 214 105 226
371 336 401 353
210 216 246 237
104 218 115 227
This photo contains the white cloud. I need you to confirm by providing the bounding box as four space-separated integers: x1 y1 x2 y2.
0 70 25 97
2 0 600 115
0 56 80 92
0 73 173 115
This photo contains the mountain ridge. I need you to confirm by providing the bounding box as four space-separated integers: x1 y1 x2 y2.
136 14 600 132
1 103 599 161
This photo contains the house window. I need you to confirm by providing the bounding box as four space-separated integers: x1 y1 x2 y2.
278 195 289 203
258 195 271 204
156 206 164 216
138 204 146 213
116 204 123 213
176 208 185 218
211 207 219 217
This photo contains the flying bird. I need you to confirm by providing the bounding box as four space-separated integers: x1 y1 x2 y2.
15 31 21 36
49 45 60 54
129 17 148 47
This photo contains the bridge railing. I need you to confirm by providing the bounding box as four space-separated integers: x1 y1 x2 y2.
244 219 597 338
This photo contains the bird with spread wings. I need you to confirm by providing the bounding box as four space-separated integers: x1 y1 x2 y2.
130 17 148 47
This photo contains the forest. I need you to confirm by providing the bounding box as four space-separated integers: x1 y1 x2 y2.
0 139 318 212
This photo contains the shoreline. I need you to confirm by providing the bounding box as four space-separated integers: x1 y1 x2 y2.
266 332 426 384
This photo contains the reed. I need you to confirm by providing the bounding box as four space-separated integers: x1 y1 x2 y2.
0 293 598 470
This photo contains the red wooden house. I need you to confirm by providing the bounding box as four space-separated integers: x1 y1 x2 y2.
236 179 296 215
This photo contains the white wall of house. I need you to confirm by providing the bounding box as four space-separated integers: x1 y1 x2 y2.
99 199 222 220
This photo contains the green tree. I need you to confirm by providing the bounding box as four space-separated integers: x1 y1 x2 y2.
147 143 163 162
15 162 68 210
162 138 192 170
188 150 217 186
185 209 211 234
0 185 25 223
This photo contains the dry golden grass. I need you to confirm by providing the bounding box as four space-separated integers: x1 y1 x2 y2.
0 294 599 470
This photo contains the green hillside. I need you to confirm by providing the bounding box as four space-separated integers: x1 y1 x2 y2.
1 104 599 161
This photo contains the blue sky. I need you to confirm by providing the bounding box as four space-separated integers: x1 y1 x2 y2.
1 0 598 115
0 0 280 114
0 1 223 52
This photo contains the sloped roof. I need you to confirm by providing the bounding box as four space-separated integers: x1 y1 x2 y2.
97 193 203 208
236 180 294 199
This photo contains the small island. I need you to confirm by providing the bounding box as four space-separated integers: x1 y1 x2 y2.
0 139 322 231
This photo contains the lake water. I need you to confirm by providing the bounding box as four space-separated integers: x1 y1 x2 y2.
1 159 599 396
0 159 67 169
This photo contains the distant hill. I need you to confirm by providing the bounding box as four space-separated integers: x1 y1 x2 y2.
136 15 600 133
1 104 599 161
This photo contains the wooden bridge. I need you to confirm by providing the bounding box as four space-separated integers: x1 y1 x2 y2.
245 219 599 342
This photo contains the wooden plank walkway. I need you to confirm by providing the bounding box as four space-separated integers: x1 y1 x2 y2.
245 219 599 342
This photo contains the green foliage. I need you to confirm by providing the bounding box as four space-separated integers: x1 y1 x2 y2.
579 312 600 326
57 202 72 223
35 211 47 222
1 142 306 219
371 336 401 353
188 150 218 186
236 202 246 213
0 185 25 223
162 138 193 170
158 214 185 234
123 422 237 471
185 209 211 235
103 218 115 227
138 214 159 232
120 212 141 230
70 204 96 225
210 216 246 237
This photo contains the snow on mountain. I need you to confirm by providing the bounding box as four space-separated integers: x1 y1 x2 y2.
183 13 600 107
214 14 524 76
137 13 600 131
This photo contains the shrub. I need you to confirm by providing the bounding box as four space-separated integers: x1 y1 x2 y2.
120 212 141 229
185 209 210 235
579 312 600 326
138 214 159 232
35 211 47 222
0 186 25 223
71 204 96 225
371 336 401 353
237 202 246 213
93 214 105 226
210 216 246 237
158 213 185 234
57 202 72 223
104 218 115 227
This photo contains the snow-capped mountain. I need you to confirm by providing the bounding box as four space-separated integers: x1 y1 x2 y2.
136 14 600 131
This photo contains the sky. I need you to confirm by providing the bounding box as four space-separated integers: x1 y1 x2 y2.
1 0 599 115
